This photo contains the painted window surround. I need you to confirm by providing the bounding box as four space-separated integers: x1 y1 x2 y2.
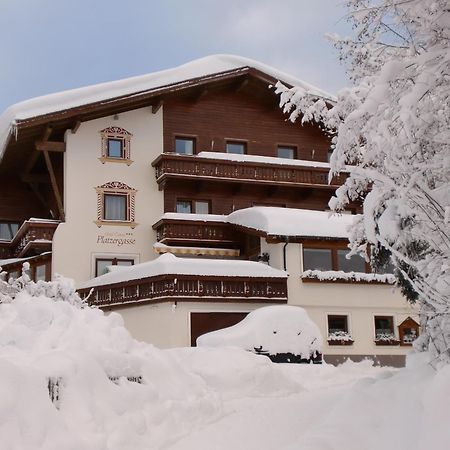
99 126 133 165
94 181 138 228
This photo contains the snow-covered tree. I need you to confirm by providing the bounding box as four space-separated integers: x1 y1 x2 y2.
0 262 85 307
276 0 450 365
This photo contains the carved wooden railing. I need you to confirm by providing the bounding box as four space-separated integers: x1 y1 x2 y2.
0 220 59 258
152 153 346 188
78 274 288 307
153 218 236 244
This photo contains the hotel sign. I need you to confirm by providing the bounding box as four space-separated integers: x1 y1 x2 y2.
97 231 136 247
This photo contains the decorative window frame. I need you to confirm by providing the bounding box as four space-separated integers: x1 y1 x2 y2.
99 127 133 165
94 181 137 228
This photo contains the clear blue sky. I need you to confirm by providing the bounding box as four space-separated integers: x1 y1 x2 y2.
0 0 351 112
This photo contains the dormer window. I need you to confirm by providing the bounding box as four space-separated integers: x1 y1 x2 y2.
99 127 133 165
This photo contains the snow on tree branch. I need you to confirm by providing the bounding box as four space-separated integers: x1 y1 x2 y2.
276 0 450 365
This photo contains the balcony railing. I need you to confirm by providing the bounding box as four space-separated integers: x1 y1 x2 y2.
153 218 237 245
78 274 288 307
0 219 59 259
152 153 346 188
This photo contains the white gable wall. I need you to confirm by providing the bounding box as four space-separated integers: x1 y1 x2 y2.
52 107 163 284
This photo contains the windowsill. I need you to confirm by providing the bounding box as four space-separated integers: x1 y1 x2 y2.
327 340 354 346
374 340 400 346
301 270 395 284
94 220 138 229
98 157 134 166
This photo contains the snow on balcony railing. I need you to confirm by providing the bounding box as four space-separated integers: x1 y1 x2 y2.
0 219 59 258
152 153 347 188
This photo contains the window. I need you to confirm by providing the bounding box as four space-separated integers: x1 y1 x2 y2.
34 264 46 281
107 139 123 158
328 315 349 334
176 200 192 214
95 258 134 277
95 181 137 227
303 248 333 271
337 249 366 273
100 127 132 164
226 141 246 154
175 137 195 155
0 222 19 240
327 314 353 344
277 146 296 159
374 316 398 344
303 246 368 273
104 194 127 221
194 200 210 214
176 200 210 214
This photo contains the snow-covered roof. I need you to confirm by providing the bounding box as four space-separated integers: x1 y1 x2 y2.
80 253 287 289
157 207 357 239
228 207 356 239
0 54 334 159
196 152 331 169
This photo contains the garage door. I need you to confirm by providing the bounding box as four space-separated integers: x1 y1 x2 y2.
190 312 249 347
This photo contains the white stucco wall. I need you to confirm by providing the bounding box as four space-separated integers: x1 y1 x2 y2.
260 239 418 358
111 301 269 349
52 107 163 284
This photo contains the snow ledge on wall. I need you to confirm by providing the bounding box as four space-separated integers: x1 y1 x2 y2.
301 270 396 284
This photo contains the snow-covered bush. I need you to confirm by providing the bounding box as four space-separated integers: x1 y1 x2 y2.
276 0 450 365
197 305 322 363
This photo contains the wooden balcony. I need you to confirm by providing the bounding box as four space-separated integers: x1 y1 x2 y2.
152 153 346 189
153 218 238 247
78 274 288 308
0 219 59 259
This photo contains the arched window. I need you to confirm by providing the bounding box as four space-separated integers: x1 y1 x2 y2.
95 181 137 228
99 127 133 164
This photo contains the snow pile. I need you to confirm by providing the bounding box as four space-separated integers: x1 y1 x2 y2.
302 269 396 283
80 252 286 289
228 207 356 238
168 346 301 401
197 305 322 359
0 280 229 449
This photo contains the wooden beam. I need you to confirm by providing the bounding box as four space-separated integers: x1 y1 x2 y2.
152 99 164 114
71 120 81 134
42 150 65 221
35 140 66 152
21 174 50 184
235 78 249 93
191 88 208 103
28 182 50 211
42 126 53 142
23 150 41 176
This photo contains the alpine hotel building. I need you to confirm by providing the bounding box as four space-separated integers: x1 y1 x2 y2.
0 55 419 365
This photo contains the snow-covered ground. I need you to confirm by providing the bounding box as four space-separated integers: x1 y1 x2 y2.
0 280 449 450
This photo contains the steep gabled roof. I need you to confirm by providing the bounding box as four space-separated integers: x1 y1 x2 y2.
0 54 334 160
